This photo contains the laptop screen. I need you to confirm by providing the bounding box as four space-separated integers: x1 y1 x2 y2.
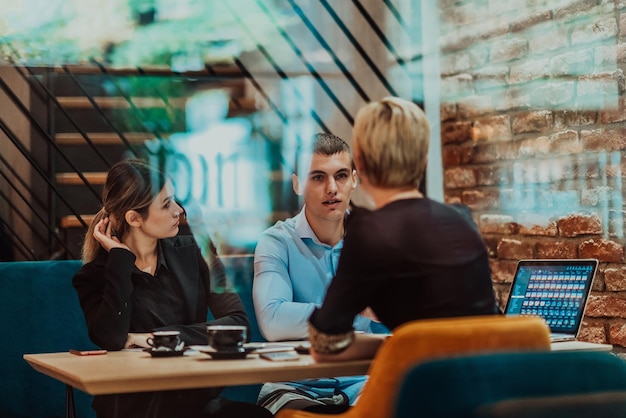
504 259 598 335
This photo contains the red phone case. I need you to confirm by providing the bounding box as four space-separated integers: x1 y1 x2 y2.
70 349 107 356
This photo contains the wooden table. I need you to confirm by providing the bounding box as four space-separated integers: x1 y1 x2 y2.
24 348 371 417
24 349 370 395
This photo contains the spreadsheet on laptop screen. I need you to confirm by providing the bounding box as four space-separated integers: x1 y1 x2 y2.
505 261 597 334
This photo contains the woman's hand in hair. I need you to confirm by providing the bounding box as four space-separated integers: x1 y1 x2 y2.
93 216 130 253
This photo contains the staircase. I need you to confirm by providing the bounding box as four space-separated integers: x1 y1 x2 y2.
22 64 259 259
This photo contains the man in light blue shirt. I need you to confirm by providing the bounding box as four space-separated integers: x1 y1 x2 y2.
253 133 383 413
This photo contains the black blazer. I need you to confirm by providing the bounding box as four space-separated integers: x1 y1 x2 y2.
73 235 249 350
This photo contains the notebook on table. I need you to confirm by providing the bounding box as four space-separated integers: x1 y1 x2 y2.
504 259 609 351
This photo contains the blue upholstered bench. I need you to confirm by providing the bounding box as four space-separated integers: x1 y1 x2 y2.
0 256 261 418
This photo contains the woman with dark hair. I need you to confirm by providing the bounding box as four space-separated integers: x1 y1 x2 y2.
73 159 270 418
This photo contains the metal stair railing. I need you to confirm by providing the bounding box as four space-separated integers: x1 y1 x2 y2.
9 64 113 168
0 120 81 259
0 77 101 227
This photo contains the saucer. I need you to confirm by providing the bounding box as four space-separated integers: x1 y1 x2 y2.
144 347 187 357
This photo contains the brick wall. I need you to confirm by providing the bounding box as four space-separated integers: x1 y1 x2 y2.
439 0 626 346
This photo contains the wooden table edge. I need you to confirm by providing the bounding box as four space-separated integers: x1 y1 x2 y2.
24 352 371 395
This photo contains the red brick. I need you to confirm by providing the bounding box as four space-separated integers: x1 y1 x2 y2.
511 11 552 33
511 111 552 134
547 130 582 154
599 97 626 123
553 0 600 21
604 265 626 291
509 58 550 84
604 161 624 179
489 259 518 284
471 141 521 164
461 189 499 210
470 116 511 143
490 37 528 63
557 213 602 237
440 103 458 121
501 85 532 110
441 121 472 145
519 223 559 237
579 239 624 262
571 158 599 182
439 33 467 54
609 319 626 346
479 214 519 234
553 110 597 129
435 0 626 349
474 165 508 187
528 26 568 53
550 50 594 78
578 70 626 97
535 241 578 259
518 217 558 236
487 115 512 141
440 51 471 74
461 190 485 208
438 0 462 22
473 132 490 152
474 18 510 40
472 65 508 91
592 270 605 292
519 136 550 157
444 167 477 189
578 318 608 343
484 236 499 258
441 74 474 99
492 283 509 313
497 238 534 259
458 95 493 119
582 128 626 152
444 193 462 205
442 145 473 166
442 1 488 26
586 294 626 318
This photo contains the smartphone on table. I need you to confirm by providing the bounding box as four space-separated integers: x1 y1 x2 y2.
260 350 300 361
70 349 107 356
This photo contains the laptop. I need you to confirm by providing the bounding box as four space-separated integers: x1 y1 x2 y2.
504 259 603 349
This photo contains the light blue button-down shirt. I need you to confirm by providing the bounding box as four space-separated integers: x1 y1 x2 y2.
253 207 379 405
253 207 373 341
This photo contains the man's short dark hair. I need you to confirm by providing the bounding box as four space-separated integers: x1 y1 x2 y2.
312 133 351 156
295 133 354 176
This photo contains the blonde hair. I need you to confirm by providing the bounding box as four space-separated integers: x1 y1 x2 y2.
81 159 165 263
352 96 430 188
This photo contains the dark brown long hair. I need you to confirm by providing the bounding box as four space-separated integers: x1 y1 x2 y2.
81 159 165 263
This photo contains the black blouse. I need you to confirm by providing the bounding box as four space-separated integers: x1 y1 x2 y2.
72 235 250 418
310 198 499 338
73 235 249 350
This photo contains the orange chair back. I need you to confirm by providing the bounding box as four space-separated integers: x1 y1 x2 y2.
276 315 550 418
